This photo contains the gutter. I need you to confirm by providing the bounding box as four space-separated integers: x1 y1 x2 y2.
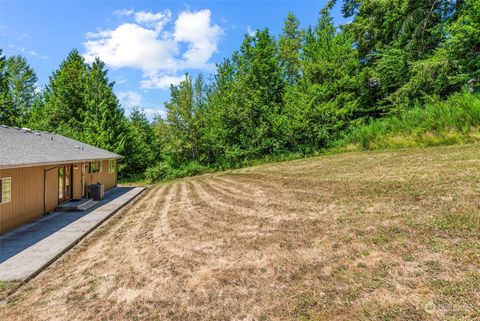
0 156 123 170
43 166 58 216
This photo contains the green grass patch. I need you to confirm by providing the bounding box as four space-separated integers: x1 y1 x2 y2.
340 91 480 150
118 174 149 186
432 213 479 232
0 280 21 300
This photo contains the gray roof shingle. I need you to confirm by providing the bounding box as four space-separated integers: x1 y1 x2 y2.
0 125 122 169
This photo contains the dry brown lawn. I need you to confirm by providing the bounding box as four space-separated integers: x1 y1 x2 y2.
1 145 480 321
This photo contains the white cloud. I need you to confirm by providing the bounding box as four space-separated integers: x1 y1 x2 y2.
117 90 142 107
144 107 165 118
114 9 134 17
17 46 48 59
84 23 178 71
141 73 184 90
134 10 171 31
174 10 221 69
83 9 222 91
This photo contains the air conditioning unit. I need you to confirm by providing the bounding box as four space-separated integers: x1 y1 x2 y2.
88 183 105 201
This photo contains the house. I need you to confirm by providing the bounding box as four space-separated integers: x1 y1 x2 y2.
0 125 123 234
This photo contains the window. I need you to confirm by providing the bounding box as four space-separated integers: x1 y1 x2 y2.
109 159 115 174
0 177 12 204
89 161 101 174
99 160 103 173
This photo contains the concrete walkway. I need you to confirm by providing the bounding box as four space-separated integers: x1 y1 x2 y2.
0 186 145 281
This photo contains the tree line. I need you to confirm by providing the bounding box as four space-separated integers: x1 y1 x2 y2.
1 0 479 180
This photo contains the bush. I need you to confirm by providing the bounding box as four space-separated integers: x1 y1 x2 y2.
145 161 209 182
341 91 480 149
144 162 176 181
176 161 209 178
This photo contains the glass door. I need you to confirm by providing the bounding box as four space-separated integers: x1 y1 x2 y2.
58 166 64 202
58 165 73 203
65 166 71 200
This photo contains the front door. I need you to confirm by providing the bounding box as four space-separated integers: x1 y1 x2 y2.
58 165 73 203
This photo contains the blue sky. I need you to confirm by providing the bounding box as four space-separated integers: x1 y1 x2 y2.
0 1 348 118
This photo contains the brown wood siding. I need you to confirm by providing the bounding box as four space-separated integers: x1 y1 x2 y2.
0 160 117 234
45 166 59 214
72 162 83 199
83 160 117 191
0 165 58 233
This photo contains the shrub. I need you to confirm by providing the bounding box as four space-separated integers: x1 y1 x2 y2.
176 161 209 178
341 91 480 149
145 161 209 182
144 162 176 182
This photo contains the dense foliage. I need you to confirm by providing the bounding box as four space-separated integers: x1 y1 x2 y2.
0 51 38 126
0 0 478 180
341 91 480 149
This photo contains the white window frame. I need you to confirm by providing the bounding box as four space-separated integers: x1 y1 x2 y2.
109 159 115 174
89 161 95 174
0 177 12 204
89 161 102 174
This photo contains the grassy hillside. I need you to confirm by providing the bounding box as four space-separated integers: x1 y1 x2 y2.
139 92 480 184
2 144 479 320
340 91 480 150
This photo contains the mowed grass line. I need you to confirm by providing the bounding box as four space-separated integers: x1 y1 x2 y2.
1 144 480 321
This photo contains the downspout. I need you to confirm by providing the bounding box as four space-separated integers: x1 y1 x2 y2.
44 166 58 216
81 162 85 198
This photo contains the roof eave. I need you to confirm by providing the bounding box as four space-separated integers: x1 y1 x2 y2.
0 156 123 170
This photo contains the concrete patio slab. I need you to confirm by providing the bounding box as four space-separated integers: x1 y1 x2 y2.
0 186 145 281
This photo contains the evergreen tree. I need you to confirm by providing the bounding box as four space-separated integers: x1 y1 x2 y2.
151 115 174 163
164 73 204 163
123 107 154 176
130 106 153 143
40 49 88 137
444 0 480 91
279 12 303 84
284 9 362 150
202 59 236 164
343 0 456 61
3 55 38 126
0 49 11 125
230 28 286 157
26 94 47 129
83 57 126 154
